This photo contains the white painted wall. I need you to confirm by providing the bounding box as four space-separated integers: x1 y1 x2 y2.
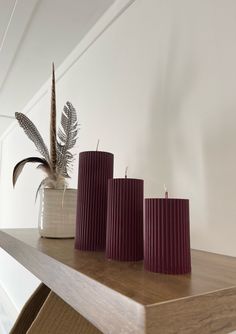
1 0 236 318
0 279 18 333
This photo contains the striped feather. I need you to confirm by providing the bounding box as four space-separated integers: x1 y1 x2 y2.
15 113 50 163
57 101 78 177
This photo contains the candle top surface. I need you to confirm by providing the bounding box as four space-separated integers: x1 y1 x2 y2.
109 178 144 182
79 150 114 156
145 197 189 201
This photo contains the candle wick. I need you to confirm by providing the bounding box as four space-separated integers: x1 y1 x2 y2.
164 184 168 199
96 139 100 151
125 166 128 178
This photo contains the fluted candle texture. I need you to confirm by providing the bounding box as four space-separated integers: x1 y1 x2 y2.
106 178 144 261
75 151 114 251
144 198 191 274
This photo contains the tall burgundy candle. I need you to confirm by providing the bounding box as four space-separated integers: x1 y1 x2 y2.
144 198 191 274
106 178 144 261
75 151 113 251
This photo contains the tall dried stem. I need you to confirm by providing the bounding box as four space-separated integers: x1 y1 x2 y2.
50 63 57 173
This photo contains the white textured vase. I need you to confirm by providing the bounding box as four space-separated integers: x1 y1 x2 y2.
38 188 77 238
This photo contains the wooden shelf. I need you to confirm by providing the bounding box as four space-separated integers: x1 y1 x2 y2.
1 228 236 333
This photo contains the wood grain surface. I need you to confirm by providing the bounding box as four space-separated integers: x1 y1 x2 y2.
1 228 236 333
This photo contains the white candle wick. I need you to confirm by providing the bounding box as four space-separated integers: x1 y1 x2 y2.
125 166 128 178
164 184 169 199
96 139 100 151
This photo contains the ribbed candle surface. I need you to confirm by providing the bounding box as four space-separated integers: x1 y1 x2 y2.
75 151 114 251
106 178 144 261
144 198 191 274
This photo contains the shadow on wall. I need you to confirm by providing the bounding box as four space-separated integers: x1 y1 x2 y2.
134 16 200 199
200 107 236 254
134 4 236 255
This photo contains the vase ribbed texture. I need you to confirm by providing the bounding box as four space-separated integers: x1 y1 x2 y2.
144 199 191 274
106 178 144 261
38 189 77 238
75 151 114 251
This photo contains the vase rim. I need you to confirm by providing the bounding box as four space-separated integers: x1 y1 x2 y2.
41 188 77 192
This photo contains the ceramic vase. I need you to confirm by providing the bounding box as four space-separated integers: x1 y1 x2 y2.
38 188 77 238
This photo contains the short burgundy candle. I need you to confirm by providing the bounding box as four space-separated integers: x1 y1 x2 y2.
75 151 113 251
144 198 191 274
106 178 144 261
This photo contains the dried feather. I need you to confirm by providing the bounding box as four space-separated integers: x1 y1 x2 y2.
35 178 49 202
50 63 57 172
13 157 50 187
13 64 79 194
37 163 52 177
15 113 50 163
56 101 78 177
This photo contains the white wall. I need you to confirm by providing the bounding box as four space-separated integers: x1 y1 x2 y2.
0 277 18 333
0 249 39 315
1 0 236 314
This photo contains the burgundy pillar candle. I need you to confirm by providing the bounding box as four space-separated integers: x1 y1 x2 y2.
75 151 113 251
144 198 191 274
106 178 144 261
